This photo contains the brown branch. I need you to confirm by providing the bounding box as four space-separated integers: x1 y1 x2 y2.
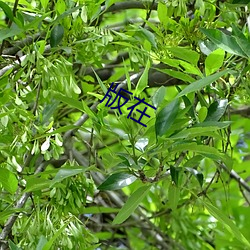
219 163 250 193
0 45 51 78
141 0 156 28
230 106 250 118
2 32 46 56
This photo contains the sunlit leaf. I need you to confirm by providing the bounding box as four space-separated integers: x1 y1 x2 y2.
157 1 168 24
205 49 225 75
205 99 228 122
98 172 137 191
200 28 247 58
0 168 18 194
0 1 14 21
51 166 86 186
168 47 200 65
151 86 166 108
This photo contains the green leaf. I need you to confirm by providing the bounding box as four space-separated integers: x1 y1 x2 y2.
112 185 151 224
81 100 97 120
156 67 195 83
178 92 196 119
93 70 108 94
176 70 231 98
36 235 48 250
34 125 79 140
170 126 220 139
203 201 250 248
53 92 85 112
41 101 60 125
198 106 208 122
205 99 228 122
151 86 166 108
178 61 203 76
183 155 203 168
199 39 218 55
50 24 64 47
234 36 250 58
0 26 23 42
51 166 86 186
98 172 137 191
0 168 18 194
9 241 21 250
170 143 228 165
123 60 132 91
168 182 180 210
53 5 83 24
40 0 49 9
194 121 231 129
170 166 180 186
42 223 69 250
138 27 157 49
135 59 150 95
0 209 23 223
0 1 14 21
80 206 120 214
157 1 168 24
200 28 247 58
24 177 51 192
24 12 51 29
168 47 200 65
155 99 179 137
185 167 204 187
231 24 247 41
205 49 225 75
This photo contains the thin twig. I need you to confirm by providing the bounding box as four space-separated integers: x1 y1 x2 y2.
32 80 42 115
141 0 156 28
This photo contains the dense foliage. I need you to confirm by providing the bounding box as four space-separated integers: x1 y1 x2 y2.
1 0 250 249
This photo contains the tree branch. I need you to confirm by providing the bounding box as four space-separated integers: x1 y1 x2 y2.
2 32 46 56
0 161 49 241
219 163 250 193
